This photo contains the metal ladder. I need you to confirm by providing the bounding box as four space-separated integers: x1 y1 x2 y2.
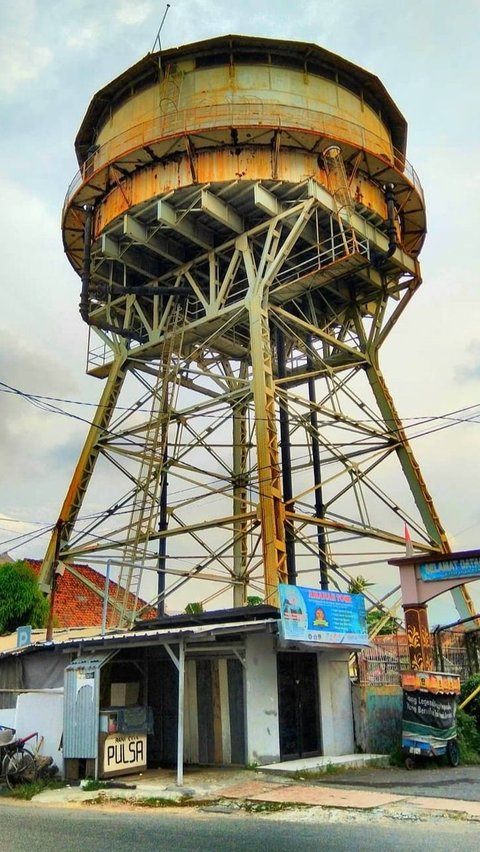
323 145 358 254
112 299 187 627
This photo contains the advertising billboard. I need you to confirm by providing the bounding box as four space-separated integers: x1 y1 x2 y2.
278 584 368 646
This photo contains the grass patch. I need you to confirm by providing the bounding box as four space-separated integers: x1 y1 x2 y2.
81 778 108 792
242 800 301 813
7 778 67 801
84 794 213 808
291 762 342 781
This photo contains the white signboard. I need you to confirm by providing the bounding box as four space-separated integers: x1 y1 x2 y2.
103 733 147 776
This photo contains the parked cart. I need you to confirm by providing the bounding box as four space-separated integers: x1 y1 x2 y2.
401 671 461 769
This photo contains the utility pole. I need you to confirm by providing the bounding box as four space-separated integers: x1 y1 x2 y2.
45 519 64 641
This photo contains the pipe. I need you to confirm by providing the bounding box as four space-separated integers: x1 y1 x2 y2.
157 452 168 617
101 559 111 635
176 638 185 787
78 206 142 340
373 184 398 268
79 204 94 324
306 333 329 590
107 283 191 297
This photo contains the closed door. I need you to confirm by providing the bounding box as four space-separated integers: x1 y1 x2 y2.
277 652 321 759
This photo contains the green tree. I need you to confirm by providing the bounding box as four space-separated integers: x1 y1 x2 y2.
366 608 398 636
348 575 374 595
0 561 49 634
184 601 204 615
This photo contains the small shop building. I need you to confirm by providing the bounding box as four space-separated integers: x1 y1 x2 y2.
0 598 367 782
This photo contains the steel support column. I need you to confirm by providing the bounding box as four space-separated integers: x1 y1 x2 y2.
38 353 128 590
247 292 287 603
276 326 296 585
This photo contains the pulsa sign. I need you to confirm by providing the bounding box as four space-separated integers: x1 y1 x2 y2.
279 584 368 647
103 733 147 777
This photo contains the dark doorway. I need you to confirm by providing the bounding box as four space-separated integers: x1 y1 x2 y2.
277 652 321 759
147 656 178 767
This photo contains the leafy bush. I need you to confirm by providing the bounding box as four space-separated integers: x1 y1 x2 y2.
0 561 49 634
247 596 263 607
184 602 203 615
456 708 480 764
460 673 480 728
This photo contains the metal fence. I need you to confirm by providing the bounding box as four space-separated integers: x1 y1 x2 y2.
354 629 478 686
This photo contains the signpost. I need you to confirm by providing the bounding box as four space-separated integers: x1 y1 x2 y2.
16 625 31 648
102 733 147 777
419 556 480 582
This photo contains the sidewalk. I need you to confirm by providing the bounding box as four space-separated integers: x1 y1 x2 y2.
28 760 480 822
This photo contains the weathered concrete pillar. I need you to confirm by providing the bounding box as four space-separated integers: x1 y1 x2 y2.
403 604 433 671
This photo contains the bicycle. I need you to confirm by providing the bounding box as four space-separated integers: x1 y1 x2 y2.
0 728 38 789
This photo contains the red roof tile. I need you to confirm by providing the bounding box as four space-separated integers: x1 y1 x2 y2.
26 560 157 628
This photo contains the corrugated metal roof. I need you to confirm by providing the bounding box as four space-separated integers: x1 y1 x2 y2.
0 618 278 660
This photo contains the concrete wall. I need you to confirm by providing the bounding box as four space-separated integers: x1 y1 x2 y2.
244 633 280 765
351 683 402 754
318 651 355 755
15 689 64 774
0 708 15 729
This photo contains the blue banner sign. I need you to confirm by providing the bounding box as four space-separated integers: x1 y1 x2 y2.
419 556 480 582
278 584 368 646
16 625 32 648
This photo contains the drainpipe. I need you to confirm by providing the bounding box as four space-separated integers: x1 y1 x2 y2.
306 333 329 590
78 204 135 340
79 204 94 324
157 451 168 617
373 184 397 267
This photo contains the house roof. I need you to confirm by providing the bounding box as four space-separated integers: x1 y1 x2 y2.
25 559 157 628
0 618 279 660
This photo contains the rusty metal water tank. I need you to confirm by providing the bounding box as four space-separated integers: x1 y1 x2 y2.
40 34 465 627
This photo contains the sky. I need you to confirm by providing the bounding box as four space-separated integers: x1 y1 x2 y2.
0 0 480 624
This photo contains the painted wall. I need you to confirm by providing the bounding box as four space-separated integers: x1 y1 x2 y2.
15 689 64 774
244 633 280 765
0 708 15 729
318 650 355 755
351 684 402 754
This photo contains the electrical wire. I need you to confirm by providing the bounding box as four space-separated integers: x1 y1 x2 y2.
1 378 480 432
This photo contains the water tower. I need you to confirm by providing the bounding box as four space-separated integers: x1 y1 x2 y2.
39 35 473 626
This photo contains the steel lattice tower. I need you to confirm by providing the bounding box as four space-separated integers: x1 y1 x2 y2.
40 35 474 626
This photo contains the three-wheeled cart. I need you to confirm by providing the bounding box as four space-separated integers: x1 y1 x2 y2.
401 671 461 769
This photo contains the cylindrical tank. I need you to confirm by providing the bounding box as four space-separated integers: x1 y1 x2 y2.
63 33 425 333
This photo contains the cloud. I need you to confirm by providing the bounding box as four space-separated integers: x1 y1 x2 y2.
0 37 51 96
66 23 101 50
0 0 52 96
116 1 153 26
455 342 480 382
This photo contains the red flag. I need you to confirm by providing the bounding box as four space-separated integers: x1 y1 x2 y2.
404 524 414 557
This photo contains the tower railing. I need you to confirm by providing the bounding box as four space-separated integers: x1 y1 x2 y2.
63 102 424 216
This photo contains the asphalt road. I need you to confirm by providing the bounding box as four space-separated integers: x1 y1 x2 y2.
0 804 479 852
313 764 480 802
